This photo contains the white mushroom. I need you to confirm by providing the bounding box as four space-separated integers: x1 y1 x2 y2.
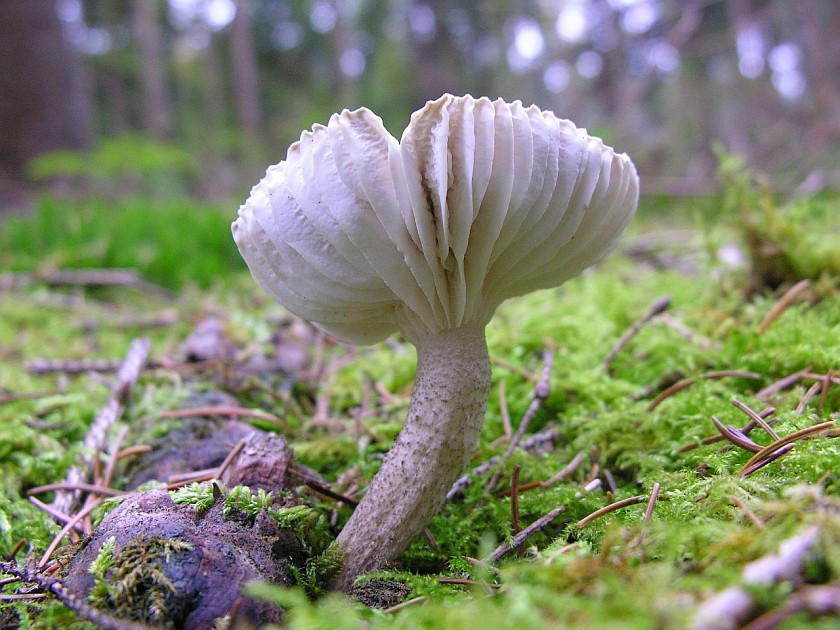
232 94 639 587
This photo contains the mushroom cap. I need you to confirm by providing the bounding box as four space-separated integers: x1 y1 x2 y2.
233 94 639 345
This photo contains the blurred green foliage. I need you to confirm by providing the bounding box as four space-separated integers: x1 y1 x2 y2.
0 196 243 289
714 146 840 290
28 135 197 199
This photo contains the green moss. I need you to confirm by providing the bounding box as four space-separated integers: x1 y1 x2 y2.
2 186 839 628
169 482 217 514
224 485 273 519
86 536 193 624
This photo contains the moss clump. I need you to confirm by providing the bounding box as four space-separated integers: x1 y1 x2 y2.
169 481 217 514
88 535 193 624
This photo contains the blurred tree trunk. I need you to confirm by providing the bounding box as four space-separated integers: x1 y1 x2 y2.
200 32 234 199
230 0 262 137
0 0 92 206
798 2 840 154
408 0 466 108
131 0 173 139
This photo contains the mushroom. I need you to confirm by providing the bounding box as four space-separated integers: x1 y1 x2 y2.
232 94 639 588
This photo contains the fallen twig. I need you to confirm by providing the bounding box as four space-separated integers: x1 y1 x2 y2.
447 425 560 500
796 381 824 415
741 582 840 630
0 389 60 404
755 366 812 400
693 526 820 630
731 398 779 440
484 504 566 564
739 420 837 476
38 499 103 569
28 482 125 497
485 350 553 494
730 495 766 530
711 415 763 453
678 407 776 453
542 451 585 487
647 370 761 411
0 559 156 630
757 279 811 334
159 405 284 426
576 495 646 529
602 296 670 369
510 465 522 535
51 338 150 517
633 483 661 545
287 467 360 508
381 595 429 614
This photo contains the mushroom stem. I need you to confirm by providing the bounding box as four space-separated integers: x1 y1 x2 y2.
333 324 491 589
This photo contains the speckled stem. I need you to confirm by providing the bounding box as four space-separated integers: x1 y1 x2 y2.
333 325 491 589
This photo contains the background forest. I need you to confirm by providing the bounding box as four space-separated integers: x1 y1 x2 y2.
2 0 840 207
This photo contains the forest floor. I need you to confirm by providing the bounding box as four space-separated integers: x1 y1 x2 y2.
1 175 839 629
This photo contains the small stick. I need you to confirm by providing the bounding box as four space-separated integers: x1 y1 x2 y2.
506 350 553 454
510 464 522 535
28 482 125 497
740 445 796 477
38 499 103 569
287 468 360 507
167 468 219 483
1 593 48 601
576 495 645 529
0 559 156 630
438 578 502 589
465 557 502 575
731 495 766 530
381 596 429 614
603 469 618 494
6 539 26 560
634 483 661 545
711 416 762 453
647 378 695 411
542 451 585 487
423 527 440 554
484 504 566 563
803 372 840 386
796 381 823 415
602 296 671 368
215 439 248 479
739 420 837 476
756 366 812 400
678 407 776 453
647 371 761 412
0 389 59 404
582 478 602 493
117 444 153 459
819 370 833 411
499 380 512 442
159 406 284 425
642 483 660 523
447 425 560 499
52 338 150 517
731 398 780 440
485 350 553 494
757 279 811 334
494 481 543 498
101 425 130 490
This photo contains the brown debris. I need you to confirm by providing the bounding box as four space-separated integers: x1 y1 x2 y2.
61 489 297 628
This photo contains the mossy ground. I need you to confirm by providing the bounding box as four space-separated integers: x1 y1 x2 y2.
1 181 838 628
